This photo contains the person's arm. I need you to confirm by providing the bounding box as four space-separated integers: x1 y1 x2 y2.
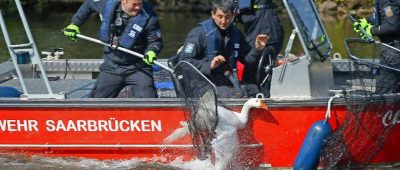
366 14 374 24
239 32 267 65
144 15 163 54
370 3 400 37
179 27 212 75
71 0 103 26
64 0 104 41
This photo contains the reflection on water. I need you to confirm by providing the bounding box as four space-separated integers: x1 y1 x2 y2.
0 12 208 62
0 154 227 170
0 154 181 170
0 11 358 63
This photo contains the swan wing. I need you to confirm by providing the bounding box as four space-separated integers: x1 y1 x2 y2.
194 89 218 131
217 106 243 127
163 121 190 144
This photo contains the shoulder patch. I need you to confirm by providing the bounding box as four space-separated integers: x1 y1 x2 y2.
184 43 194 54
384 6 393 17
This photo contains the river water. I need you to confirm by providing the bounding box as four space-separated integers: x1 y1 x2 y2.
0 11 357 63
0 154 182 169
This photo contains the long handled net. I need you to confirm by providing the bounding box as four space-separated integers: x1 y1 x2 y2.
75 34 219 160
320 38 400 169
172 61 219 160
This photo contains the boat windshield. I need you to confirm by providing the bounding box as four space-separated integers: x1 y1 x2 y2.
284 0 332 61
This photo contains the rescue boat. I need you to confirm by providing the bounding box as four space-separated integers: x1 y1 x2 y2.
0 0 399 169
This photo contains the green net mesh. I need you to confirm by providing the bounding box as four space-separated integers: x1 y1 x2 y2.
172 61 218 160
320 38 400 169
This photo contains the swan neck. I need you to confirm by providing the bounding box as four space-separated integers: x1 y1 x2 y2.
239 103 252 123
241 104 251 115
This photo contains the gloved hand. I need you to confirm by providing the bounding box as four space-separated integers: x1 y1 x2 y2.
63 24 80 41
143 51 156 65
353 18 373 39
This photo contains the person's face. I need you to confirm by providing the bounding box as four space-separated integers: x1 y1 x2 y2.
121 0 142 16
211 8 233 30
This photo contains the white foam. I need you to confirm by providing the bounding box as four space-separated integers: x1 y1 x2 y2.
170 157 215 170
174 108 244 170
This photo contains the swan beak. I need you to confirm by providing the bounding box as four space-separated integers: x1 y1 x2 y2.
259 100 268 110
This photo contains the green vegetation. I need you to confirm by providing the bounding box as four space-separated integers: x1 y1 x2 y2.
0 0 374 14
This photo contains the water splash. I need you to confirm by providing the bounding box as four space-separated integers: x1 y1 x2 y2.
0 108 247 170
164 107 247 170
170 157 215 170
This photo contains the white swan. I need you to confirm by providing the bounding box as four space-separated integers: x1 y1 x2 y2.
163 97 267 170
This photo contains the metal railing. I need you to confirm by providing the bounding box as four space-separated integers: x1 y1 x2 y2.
0 0 65 99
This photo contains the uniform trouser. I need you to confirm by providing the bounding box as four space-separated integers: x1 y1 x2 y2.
89 69 157 98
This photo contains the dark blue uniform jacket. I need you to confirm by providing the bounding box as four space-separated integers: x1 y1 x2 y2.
71 0 163 74
237 0 284 85
179 19 262 86
368 0 400 44
238 0 284 53
367 0 400 94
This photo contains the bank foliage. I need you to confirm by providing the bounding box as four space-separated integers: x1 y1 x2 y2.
0 0 374 14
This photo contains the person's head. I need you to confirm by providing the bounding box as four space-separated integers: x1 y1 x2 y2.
120 0 143 16
211 0 235 30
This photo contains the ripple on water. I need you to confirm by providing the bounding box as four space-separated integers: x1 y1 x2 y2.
0 154 182 170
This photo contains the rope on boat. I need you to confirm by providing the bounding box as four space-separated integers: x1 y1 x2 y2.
324 94 342 122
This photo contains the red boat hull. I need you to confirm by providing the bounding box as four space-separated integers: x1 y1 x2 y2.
0 102 399 168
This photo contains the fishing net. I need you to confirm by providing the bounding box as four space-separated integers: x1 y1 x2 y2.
172 61 219 160
320 38 400 169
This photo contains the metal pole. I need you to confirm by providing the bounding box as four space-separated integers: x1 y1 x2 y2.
15 0 55 95
76 34 174 73
0 10 29 94
278 29 297 83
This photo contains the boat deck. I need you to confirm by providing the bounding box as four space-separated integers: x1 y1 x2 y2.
0 59 177 98
0 58 375 99
1 79 95 98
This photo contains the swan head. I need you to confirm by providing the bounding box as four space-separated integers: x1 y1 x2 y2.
244 98 268 110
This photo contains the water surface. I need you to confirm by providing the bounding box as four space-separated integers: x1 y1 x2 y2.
0 11 357 63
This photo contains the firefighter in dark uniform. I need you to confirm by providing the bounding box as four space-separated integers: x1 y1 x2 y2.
63 0 162 98
235 0 284 98
179 0 268 98
353 0 400 94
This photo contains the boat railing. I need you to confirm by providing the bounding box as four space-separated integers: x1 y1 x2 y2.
0 0 65 99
